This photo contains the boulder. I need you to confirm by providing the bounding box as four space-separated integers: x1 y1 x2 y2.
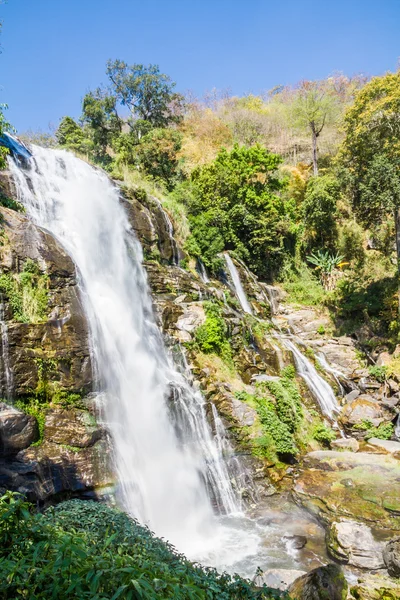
0 437 113 503
340 396 393 432
293 451 400 530
331 437 359 452
350 573 400 600
366 438 400 456
0 403 38 455
326 520 384 569
254 568 306 591
44 409 104 448
288 564 348 600
383 536 400 577
345 389 360 403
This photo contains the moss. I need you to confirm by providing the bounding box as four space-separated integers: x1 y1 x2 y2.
236 370 304 460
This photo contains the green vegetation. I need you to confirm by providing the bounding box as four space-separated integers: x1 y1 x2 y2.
185 144 287 277
236 368 303 461
354 419 394 440
368 364 388 383
0 259 49 323
311 422 336 445
194 301 232 363
0 492 286 599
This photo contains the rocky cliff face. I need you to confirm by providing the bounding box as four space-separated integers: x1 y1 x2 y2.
0 171 112 503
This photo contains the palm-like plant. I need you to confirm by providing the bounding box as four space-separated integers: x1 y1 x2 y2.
307 249 346 290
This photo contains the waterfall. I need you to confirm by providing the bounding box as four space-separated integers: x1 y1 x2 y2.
153 197 180 265
224 253 252 314
395 414 400 441
8 146 265 573
197 259 210 284
0 297 13 400
282 339 340 419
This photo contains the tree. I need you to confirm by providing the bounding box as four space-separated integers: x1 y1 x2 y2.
187 144 288 277
340 70 400 311
136 128 183 190
106 59 184 127
55 116 92 155
301 174 339 251
81 89 122 164
290 80 340 175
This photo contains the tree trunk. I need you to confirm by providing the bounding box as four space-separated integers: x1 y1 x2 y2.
395 207 400 316
311 127 318 176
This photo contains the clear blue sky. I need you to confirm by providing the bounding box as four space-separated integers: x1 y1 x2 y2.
1 0 399 133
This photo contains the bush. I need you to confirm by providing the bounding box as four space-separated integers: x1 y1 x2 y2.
368 365 387 383
194 302 232 362
0 492 286 599
186 144 288 278
312 423 336 445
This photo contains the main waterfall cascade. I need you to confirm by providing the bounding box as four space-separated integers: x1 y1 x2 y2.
8 146 270 574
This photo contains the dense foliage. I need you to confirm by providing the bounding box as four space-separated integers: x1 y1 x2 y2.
185 144 288 277
0 493 286 600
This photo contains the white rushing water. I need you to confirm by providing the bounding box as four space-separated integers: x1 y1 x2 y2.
224 253 253 314
283 339 340 419
8 146 275 574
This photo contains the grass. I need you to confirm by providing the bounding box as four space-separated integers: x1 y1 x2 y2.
280 263 327 307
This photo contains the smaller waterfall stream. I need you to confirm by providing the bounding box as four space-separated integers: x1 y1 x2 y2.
224 253 252 314
282 339 340 419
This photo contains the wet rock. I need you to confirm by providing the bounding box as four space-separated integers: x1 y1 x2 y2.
0 437 113 503
254 568 306 591
293 451 400 530
331 437 359 452
0 403 38 455
288 563 348 600
383 536 400 577
326 520 384 569
44 409 104 448
366 438 400 456
283 534 307 549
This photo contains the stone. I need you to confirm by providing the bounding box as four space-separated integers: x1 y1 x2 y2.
288 564 348 600
254 568 306 591
350 573 400 600
0 437 113 503
377 352 392 367
283 534 307 549
326 520 384 569
366 438 400 455
44 409 104 448
345 389 360 402
331 437 359 452
0 403 38 455
383 536 400 577
293 451 400 530
340 396 393 432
